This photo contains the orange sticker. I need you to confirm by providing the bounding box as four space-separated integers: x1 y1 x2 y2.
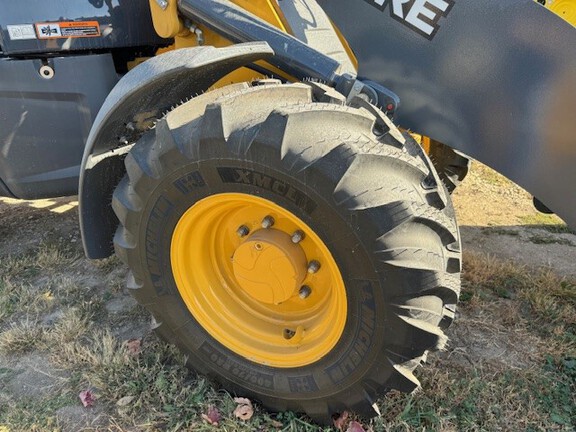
36 21 101 39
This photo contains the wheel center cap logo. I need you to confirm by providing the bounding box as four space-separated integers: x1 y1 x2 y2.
364 0 455 39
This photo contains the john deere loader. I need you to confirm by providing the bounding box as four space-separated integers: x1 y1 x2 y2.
0 0 574 422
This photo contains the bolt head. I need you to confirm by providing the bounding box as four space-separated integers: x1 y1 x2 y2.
291 230 305 243
307 260 321 274
299 285 312 299
261 216 275 229
236 225 250 237
155 0 168 10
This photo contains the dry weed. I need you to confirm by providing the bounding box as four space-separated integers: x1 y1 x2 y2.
0 318 45 353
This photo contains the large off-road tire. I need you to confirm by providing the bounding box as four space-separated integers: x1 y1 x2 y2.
112 82 461 423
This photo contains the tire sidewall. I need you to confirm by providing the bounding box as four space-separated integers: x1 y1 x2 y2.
136 155 390 400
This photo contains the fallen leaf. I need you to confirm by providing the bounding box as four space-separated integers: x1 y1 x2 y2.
116 395 135 407
347 421 366 432
201 405 222 426
125 338 142 356
79 390 95 407
270 419 283 428
233 397 254 421
333 411 350 430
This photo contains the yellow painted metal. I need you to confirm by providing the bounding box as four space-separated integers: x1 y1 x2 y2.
420 136 432 154
232 229 308 305
545 0 576 26
148 0 185 38
161 0 293 85
408 133 432 154
147 0 356 86
171 193 347 367
171 0 288 50
231 0 289 31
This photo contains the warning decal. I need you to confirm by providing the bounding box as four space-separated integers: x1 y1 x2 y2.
35 21 101 39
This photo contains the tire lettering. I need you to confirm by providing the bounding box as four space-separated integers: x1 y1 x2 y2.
201 342 274 389
272 181 286 195
327 281 377 384
288 375 319 393
173 171 206 194
217 167 317 214
253 173 272 189
145 196 174 295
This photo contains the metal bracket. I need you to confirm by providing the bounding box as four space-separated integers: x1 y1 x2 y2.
177 0 400 115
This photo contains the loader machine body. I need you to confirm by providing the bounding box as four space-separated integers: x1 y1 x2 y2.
0 0 574 226
0 0 575 423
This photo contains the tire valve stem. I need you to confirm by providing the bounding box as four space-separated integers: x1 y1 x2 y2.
283 328 296 340
261 216 275 229
236 225 250 238
307 260 321 274
291 230 305 243
299 285 312 299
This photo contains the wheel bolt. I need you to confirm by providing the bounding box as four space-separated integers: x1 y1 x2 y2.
261 215 275 229
283 329 296 340
236 225 250 237
291 230 305 243
307 260 321 274
299 285 312 299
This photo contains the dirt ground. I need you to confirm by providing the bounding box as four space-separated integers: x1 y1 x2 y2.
453 163 576 278
0 161 574 431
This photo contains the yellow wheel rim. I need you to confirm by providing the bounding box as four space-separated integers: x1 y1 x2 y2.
171 193 347 368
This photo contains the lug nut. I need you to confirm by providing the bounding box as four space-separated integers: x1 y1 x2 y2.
236 225 250 237
291 230 305 243
261 215 275 229
283 328 296 340
299 285 312 299
307 260 321 274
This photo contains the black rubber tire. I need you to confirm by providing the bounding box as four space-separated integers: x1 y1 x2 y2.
112 82 461 423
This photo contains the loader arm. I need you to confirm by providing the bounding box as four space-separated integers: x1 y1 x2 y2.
317 0 576 228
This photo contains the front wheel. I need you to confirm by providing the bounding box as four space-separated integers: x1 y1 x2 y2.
112 81 461 422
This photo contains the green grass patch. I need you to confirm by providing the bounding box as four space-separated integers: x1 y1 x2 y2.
518 214 576 234
0 393 76 431
528 234 575 246
481 227 520 237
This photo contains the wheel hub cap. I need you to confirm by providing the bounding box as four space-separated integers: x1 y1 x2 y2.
232 229 307 305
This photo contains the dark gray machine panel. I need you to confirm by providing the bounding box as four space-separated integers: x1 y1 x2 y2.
0 54 119 198
318 0 576 228
0 0 167 55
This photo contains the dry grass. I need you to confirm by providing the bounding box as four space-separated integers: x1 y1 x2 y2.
1 225 574 430
0 277 52 322
44 308 92 346
0 319 45 354
462 252 576 352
